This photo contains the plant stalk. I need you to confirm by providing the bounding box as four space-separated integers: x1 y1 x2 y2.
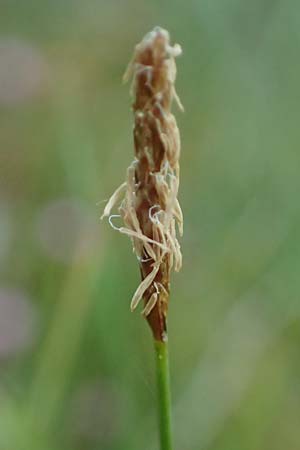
154 338 173 450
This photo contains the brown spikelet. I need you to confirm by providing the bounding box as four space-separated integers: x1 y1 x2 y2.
102 27 183 341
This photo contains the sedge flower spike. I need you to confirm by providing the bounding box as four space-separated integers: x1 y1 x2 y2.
102 27 183 341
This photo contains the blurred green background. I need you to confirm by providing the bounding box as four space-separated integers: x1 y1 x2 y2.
1 1 300 449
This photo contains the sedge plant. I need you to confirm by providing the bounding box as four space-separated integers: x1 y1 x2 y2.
102 27 183 450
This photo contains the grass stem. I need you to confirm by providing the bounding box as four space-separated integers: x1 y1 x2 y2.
154 338 173 450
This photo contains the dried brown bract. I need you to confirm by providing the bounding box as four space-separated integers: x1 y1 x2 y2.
102 27 183 341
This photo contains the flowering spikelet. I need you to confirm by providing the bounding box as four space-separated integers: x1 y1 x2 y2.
102 27 183 341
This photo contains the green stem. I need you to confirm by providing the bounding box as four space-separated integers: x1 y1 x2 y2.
154 338 173 450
